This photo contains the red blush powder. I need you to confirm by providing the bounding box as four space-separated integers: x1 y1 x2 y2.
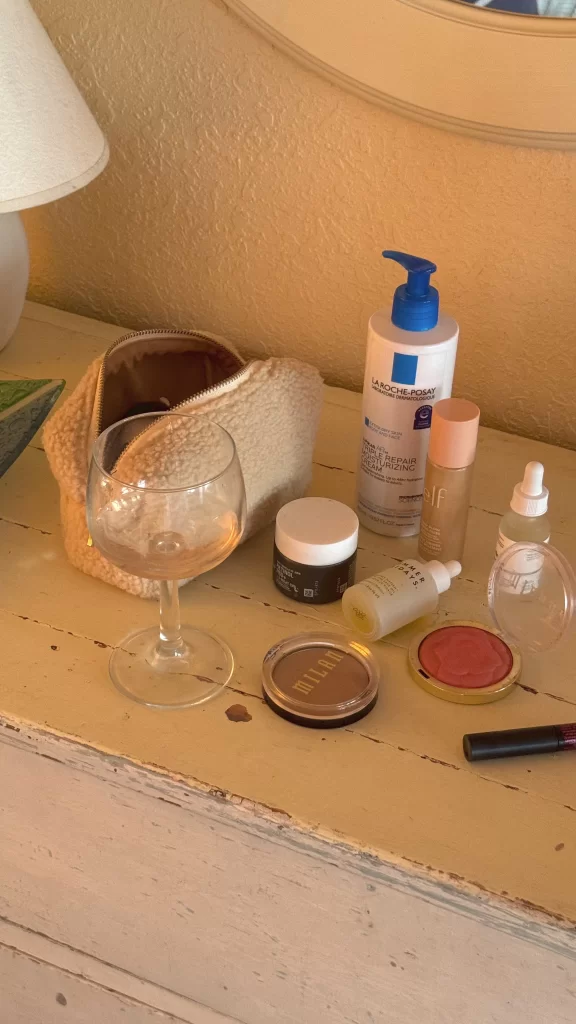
418 625 513 689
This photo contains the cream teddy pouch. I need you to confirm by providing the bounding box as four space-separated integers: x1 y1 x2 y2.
44 328 324 598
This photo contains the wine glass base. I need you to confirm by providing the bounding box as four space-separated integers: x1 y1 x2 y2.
110 626 234 709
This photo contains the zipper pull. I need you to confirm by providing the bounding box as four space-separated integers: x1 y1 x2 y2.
87 534 93 547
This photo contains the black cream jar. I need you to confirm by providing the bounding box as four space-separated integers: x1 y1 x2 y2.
273 497 359 605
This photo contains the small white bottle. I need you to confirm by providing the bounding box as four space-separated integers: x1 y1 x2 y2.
358 250 459 538
496 462 550 556
341 558 461 642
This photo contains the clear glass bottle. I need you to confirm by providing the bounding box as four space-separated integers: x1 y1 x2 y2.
496 462 550 580
497 506 551 549
418 398 480 564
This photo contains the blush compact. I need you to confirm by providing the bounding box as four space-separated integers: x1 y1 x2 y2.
409 621 521 704
408 541 576 704
262 632 379 728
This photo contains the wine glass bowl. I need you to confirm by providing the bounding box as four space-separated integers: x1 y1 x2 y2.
87 413 246 708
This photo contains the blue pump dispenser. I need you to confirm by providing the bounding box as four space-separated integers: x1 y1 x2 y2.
382 250 439 332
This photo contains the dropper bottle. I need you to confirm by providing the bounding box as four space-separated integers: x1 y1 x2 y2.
342 557 461 642
496 462 550 557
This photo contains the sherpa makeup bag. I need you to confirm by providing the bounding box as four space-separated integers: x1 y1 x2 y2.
44 328 323 598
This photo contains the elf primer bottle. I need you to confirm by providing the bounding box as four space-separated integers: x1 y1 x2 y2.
358 250 459 537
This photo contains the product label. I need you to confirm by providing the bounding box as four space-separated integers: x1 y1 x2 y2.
273 546 356 604
495 531 550 594
359 560 428 601
418 517 442 556
347 560 437 638
414 405 433 430
359 345 450 528
419 466 472 562
559 724 576 750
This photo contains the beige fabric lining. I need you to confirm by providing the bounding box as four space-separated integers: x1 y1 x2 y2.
99 334 243 432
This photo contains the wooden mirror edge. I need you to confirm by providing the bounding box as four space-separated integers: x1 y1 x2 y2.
225 0 576 149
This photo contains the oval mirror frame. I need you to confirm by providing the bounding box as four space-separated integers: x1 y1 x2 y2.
226 0 576 148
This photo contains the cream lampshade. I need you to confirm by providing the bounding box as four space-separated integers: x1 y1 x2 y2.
0 0 109 350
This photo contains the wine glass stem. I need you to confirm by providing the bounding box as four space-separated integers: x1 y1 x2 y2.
159 580 185 656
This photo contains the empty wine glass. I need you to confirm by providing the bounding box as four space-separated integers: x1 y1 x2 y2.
87 412 246 709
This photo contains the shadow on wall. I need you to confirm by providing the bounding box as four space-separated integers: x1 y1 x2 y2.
24 0 576 449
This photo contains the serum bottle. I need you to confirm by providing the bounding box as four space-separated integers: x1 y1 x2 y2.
342 558 461 642
418 398 480 564
497 462 550 554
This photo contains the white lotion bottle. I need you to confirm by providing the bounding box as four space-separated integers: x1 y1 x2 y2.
341 558 461 642
358 250 459 537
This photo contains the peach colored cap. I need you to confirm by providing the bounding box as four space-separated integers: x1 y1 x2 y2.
428 398 480 469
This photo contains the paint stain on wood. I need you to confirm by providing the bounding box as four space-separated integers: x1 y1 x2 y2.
555 843 565 852
55 992 67 1006
226 704 252 723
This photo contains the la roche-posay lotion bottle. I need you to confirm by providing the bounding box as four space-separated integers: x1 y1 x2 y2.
358 250 459 538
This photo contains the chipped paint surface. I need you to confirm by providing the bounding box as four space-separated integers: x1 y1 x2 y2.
1 723 576 1023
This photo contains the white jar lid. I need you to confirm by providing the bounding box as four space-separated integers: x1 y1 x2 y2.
275 498 359 567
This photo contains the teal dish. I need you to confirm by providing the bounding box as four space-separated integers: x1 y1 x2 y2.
0 378 65 478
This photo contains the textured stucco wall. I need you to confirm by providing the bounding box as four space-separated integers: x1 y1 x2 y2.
26 0 576 446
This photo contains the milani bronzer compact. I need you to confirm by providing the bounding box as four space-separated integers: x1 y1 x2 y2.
262 632 379 728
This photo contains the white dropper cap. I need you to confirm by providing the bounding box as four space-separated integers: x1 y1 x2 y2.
425 559 461 594
510 462 549 517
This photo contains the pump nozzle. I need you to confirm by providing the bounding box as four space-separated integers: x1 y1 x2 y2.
382 249 439 331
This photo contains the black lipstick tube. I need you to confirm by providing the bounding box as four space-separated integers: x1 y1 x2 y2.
463 723 576 762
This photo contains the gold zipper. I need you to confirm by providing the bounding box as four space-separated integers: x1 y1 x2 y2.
92 327 250 441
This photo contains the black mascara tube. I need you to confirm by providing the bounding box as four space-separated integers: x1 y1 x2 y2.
463 724 576 762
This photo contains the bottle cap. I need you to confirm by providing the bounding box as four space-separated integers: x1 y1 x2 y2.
425 559 461 595
383 250 439 332
510 462 548 517
428 398 480 470
275 497 359 567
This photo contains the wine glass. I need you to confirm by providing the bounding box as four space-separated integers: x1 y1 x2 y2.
87 412 246 709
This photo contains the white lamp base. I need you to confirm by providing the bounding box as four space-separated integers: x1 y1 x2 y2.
0 212 29 352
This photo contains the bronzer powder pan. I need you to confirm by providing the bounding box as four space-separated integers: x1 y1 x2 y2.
262 632 379 727
408 620 521 704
